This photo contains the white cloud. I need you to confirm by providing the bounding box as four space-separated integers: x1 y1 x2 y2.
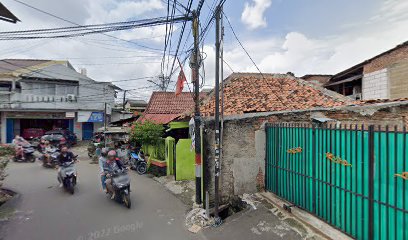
198 0 408 88
2 0 408 99
85 0 164 23
241 0 272 30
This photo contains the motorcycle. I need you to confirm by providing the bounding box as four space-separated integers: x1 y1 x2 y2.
59 158 78 194
41 147 59 168
106 169 131 208
13 144 36 162
129 150 147 175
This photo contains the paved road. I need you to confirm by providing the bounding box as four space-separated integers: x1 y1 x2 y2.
1 146 206 240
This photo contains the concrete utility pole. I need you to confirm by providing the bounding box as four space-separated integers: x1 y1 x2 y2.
213 5 222 224
191 10 202 205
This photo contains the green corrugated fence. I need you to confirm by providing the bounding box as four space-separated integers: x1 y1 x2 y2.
265 123 408 240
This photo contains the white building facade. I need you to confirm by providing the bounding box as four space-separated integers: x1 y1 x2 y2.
0 59 117 143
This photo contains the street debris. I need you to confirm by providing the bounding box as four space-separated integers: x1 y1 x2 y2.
185 207 214 232
241 193 259 210
188 224 201 233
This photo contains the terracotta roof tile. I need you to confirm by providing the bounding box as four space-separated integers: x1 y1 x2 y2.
137 113 180 124
138 92 206 124
200 73 355 116
144 92 196 114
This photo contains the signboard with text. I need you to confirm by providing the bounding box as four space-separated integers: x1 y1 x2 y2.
77 111 104 122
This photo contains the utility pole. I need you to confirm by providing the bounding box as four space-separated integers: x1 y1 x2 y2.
122 90 127 110
191 10 202 205
103 85 107 148
213 5 222 224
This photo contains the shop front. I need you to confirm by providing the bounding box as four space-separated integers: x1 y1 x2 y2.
77 111 105 140
1 111 75 143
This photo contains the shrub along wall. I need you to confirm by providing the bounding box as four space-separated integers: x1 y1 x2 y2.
143 138 166 161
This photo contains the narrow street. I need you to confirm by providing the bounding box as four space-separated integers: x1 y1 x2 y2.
0 145 205 240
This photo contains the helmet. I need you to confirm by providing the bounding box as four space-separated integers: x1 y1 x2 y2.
107 150 116 157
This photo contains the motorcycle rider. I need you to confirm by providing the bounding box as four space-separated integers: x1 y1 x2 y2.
37 138 46 153
12 135 29 160
57 146 75 187
43 141 54 165
98 148 109 192
104 150 124 199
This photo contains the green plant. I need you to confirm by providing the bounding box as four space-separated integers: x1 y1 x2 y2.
130 120 164 145
0 145 15 156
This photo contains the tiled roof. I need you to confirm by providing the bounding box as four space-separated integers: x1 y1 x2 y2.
145 92 196 114
138 92 204 124
137 113 181 124
200 73 355 116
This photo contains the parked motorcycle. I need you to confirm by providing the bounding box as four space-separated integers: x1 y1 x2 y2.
129 150 147 175
106 169 131 208
59 158 78 194
13 144 36 162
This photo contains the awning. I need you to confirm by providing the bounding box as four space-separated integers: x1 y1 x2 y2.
0 3 20 23
168 121 189 130
325 74 363 87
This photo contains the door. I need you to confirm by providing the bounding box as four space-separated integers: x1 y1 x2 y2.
82 122 93 140
6 119 14 143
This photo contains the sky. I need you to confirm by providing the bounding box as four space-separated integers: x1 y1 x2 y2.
1 0 408 100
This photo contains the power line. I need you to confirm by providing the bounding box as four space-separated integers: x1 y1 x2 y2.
223 11 287 106
11 0 176 52
0 85 156 104
0 60 157 91
165 0 194 90
0 16 189 40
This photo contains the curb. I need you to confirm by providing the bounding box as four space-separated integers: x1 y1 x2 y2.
257 192 352 240
0 187 21 211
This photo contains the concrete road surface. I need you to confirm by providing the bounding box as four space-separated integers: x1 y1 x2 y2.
0 146 206 240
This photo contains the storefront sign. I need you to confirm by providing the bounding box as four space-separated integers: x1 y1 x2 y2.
78 111 104 123
65 112 75 118
6 112 66 119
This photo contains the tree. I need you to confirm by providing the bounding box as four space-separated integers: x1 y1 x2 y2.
130 120 164 145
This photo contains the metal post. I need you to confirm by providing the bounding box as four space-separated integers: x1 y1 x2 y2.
214 5 222 224
103 85 107 148
122 90 127 110
191 10 202 205
368 125 375 240
312 125 316 213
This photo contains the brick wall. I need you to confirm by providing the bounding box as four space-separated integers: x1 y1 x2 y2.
362 68 388 99
203 104 408 204
388 59 408 98
363 44 408 74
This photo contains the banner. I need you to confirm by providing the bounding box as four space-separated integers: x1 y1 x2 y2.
77 111 104 122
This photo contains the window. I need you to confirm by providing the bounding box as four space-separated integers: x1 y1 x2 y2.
56 85 77 95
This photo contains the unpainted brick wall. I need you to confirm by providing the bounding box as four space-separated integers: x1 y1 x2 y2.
388 59 408 98
363 44 408 74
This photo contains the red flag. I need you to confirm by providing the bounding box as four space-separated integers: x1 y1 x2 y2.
175 58 186 96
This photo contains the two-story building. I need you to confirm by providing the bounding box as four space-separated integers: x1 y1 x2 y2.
0 59 118 143
325 41 408 100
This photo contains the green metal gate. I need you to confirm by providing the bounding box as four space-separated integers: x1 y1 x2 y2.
265 123 408 240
